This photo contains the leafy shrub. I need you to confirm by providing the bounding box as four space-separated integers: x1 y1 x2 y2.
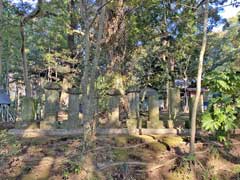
202 70 240 144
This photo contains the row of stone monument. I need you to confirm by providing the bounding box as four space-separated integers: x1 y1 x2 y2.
19 82 202 130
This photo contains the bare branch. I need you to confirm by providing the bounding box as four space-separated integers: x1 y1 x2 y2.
21 0 43 24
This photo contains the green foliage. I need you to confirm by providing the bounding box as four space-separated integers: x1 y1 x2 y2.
0 130 21 160
63 159 82 178
202 70 240 143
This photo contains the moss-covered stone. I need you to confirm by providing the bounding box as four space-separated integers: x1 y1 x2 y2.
108 94 121 127
169 88 181 120
42 85 60 129
67 91 81 128
114 136 128 147
21 97 35 122
127 89 140 119
147 120 164 128
138 135 155 143
161 136 183 147
128 148 153 161
148 142 167 152
112 149 128 161
127 135 142 144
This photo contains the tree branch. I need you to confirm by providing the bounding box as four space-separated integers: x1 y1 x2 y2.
21 0 43 24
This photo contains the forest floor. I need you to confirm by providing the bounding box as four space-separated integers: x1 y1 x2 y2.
0 130 240 180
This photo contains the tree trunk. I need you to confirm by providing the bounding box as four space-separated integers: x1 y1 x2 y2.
79 0 106 150
67 0 77 56
0 0 3 89
190 0 208 154
19 0 43 97
20 21 32 97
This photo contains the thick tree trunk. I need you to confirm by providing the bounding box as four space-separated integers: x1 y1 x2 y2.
190 0 208 154
0 0 3 89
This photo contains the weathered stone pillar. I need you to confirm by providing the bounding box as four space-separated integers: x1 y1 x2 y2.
126 87 140 130
126 87 140 118
169 88 181 119
66 88 81 129
41 82 61 129
168 88 181 128
21 97 35 121
147 88 164 128
107 89 121 127
20 96 37 128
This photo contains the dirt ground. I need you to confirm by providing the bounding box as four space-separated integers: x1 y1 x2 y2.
0 130 240 180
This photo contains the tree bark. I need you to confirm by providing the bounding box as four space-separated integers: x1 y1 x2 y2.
20 22 32 97
19 0 43 97
190 0 208 154
67 0 77 56
79 0 106 150
0 0 3 89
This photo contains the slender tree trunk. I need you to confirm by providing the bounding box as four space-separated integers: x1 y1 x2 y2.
190 0 208 154
88 0 106 132
0 0 3 89
19 0 42 97
5 38 10 94
20 21 32 97
67 0 77 56
79 0 106 150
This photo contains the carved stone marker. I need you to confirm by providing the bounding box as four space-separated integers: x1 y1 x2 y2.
20 96 37 128
147 88 164 128
168 87 181 128
126 87 140 130
169 87 181 119
107 89 121 127
66 88 81 128
41 82 61 129
126 87 140 119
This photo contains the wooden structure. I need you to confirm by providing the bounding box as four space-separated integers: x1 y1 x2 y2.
0 89 15 123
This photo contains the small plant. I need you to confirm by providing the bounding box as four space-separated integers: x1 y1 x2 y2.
62 159 82 178
233 165 240 174
0 130 21 158
209 146 220 160
63 170 69 180
171 155 196 180
202 70 240 145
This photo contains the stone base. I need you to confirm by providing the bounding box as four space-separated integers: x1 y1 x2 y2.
21 97 35 122
15 121 39 129
107 121 121 128
65 120 82 129
147 121 164 128
126 118 137 130
166 120 174 129
40 115 56 129
40 121 55 129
